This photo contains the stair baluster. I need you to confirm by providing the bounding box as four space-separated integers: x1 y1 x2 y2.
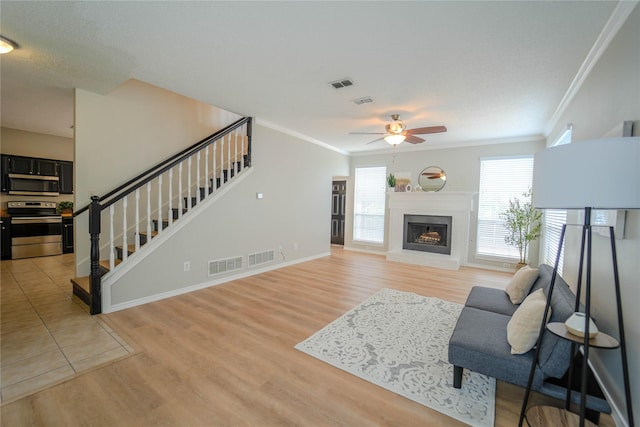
135 189 140 252
122 195 128 261
74 117 252 314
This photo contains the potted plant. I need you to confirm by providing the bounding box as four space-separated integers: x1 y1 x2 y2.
387 173 396 190
500 189 542 269
57 201 74 215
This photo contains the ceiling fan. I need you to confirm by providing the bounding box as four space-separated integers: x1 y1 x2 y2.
350 114 447 146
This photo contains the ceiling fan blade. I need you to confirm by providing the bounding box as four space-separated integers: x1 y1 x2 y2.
405 135 425 144
406 126 447 135
366 137 386 145
349 131 386 135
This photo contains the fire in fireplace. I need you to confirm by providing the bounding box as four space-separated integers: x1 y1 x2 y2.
403 214 452 255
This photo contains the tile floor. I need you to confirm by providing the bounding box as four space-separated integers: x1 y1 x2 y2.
1 254 135 403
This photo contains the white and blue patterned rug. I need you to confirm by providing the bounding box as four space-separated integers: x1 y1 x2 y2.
295 288 495 427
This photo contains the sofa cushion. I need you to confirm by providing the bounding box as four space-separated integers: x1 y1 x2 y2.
464 286 519 316
448 307 545 389
535 265 577 378
507 288 550 354
505 265 539 304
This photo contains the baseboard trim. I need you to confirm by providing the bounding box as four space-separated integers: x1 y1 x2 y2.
103 252 330 313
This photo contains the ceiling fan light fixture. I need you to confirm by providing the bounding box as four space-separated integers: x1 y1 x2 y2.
0 36 18 54
384 134 406 145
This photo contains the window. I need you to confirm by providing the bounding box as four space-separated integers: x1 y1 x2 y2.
540 125 571 273
540 209 566 274
476 156 534 259
353 166 386 244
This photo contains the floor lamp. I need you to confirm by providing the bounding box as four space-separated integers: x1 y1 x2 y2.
519 136 639 427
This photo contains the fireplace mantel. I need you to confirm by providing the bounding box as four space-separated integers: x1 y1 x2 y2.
387 192 477 270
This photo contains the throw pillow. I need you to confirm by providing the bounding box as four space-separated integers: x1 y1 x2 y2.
505 265 539 304
507 288 550 355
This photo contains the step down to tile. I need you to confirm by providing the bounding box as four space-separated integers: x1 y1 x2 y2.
71 276 90 305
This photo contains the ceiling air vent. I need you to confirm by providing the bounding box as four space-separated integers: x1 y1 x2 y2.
330 78 354 89
351 96 374 105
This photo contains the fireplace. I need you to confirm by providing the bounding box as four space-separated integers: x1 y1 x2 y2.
403 214 452 255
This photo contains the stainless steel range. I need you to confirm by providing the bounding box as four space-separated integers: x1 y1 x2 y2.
7 201 62 259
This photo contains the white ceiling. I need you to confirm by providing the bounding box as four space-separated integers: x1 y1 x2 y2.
0 1 628 154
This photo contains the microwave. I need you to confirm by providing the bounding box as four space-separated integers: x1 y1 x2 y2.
8 173 60 196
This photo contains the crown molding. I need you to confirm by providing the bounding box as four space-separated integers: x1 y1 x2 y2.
255 118 350 156
545 1 639 136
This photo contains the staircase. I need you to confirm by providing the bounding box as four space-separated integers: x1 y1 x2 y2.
71 118 252 314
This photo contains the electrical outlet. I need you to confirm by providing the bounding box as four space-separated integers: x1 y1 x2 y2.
184 261 191 272
502 263 511 268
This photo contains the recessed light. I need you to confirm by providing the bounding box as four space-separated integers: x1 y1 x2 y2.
0 36 18 54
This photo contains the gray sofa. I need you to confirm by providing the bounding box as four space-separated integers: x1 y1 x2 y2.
448 264 610 414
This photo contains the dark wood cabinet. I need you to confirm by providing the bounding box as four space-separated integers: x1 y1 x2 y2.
8 156 35 174
62 217 74 253
1 217 11 260
59 161 73 194
36 159 59 176
1 155 9 192
1 155 72 193
3 155 59 176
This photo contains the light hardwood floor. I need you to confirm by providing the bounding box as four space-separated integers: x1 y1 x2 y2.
1 248 614 426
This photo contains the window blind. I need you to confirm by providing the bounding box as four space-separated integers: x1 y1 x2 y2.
353 166 386 244
541 209 566 274
476 156 534 259
540 125 571 272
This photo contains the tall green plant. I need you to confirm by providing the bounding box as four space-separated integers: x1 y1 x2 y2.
500 189 542 264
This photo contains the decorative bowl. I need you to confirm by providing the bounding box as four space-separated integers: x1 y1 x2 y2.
564 312 599 338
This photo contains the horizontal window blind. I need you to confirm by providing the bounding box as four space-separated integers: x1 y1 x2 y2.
541 209 566 274
353 166 386 244
540 125 571 272
476 156 534 259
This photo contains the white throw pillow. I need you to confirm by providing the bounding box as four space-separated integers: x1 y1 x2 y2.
505 265 539 304
507 288 550 355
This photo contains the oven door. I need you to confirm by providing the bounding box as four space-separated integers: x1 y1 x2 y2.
11 216 63 259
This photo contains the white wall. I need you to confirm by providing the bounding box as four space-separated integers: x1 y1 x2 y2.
347 139 546 270
106 124 349 306
545 4 639 424
74 79 242 275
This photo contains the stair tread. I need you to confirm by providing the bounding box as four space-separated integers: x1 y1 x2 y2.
115 244 137 251
71 276 90 292
99 259 122 270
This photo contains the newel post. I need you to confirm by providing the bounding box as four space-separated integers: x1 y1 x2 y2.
89 196 102 315
246 117 252 168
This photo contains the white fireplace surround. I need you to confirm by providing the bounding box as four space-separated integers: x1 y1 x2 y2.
387 192 477 270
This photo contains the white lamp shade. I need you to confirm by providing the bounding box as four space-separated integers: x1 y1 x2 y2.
533 137 640 209
384 134 406 145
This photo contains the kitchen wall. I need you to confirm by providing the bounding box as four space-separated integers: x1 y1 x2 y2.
544 4 639 424
347 138 546 270
0 127 74 209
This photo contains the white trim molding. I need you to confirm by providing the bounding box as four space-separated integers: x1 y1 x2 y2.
545 1 639 135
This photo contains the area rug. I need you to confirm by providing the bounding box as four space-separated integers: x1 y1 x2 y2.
295 288 495 427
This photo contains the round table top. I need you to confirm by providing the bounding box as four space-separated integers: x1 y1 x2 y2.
546 322 619 349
